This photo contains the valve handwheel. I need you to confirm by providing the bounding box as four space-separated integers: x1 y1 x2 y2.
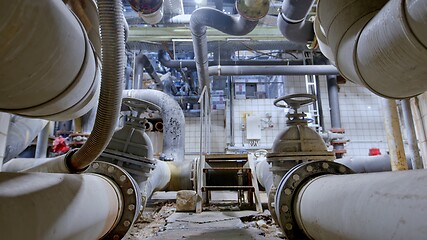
274 93 316 110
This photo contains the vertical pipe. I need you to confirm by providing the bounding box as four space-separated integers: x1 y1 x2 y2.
411 97 427 168
314 76 324 130
35 122 51 158
382 99 408 171
229 77 235 146
401 99 423 169
326 75 341 128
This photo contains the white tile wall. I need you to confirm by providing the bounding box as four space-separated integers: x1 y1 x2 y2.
180 77 399 159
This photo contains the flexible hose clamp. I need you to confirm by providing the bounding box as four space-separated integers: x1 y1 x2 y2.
86 161 141 239
275 161 353 239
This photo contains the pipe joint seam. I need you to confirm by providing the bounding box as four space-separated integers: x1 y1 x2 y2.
280 11 305 24
85 161 141 238
274 161 353 239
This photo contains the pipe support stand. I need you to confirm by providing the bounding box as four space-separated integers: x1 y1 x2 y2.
274 161 353 240
85 161 141 239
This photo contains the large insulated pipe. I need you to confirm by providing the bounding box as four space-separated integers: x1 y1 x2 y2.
336 154 413 173
382 99 408 171
4 116 48 162
277 0 315 43
0 161 141 240
0 0 100 121
401 99 423 169
18 0 126 173
190 7 262 93
278 162 427 240
317 0 427 99
135 53 163 89
208 65 339 76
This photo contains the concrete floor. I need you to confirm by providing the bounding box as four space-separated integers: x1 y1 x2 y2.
126 192 286 240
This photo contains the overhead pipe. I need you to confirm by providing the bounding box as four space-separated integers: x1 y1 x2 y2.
401 99 424 169
277 0 316 43
190 7 264 94
275 161 427 240
382 99 408 171
20 0 126 173
4 116 48 163
157 50 304 69
316 0 427 99
128 0 164 24
0 161 141 240
208 65 339 76
0 0 100 121
135 53 163 89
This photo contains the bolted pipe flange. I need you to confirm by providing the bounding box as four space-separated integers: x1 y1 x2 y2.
85 161 141 239
274 161 353 240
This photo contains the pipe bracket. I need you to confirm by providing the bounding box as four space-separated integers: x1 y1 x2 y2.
274 160 353 239
86 161 141 239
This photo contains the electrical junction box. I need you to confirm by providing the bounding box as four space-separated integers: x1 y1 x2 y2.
246 114 261 140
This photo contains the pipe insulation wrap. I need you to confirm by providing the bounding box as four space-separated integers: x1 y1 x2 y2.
0 0 100 120
190 7 259 93
355 0 427 98
295 170 427 240
317 0 427 98
68 0 125 172
0 172 122 240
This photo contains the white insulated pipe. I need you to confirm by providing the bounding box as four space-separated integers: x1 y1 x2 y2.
294 170 427 240
0 171 122 240
316 0 427 99
401 99 423 169
0 0 100 120
382 99 408 171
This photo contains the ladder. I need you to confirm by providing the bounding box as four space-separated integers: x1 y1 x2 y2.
303 51 321 132
197 154 262 213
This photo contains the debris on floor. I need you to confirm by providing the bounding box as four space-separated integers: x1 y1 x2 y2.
126 200 285 239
